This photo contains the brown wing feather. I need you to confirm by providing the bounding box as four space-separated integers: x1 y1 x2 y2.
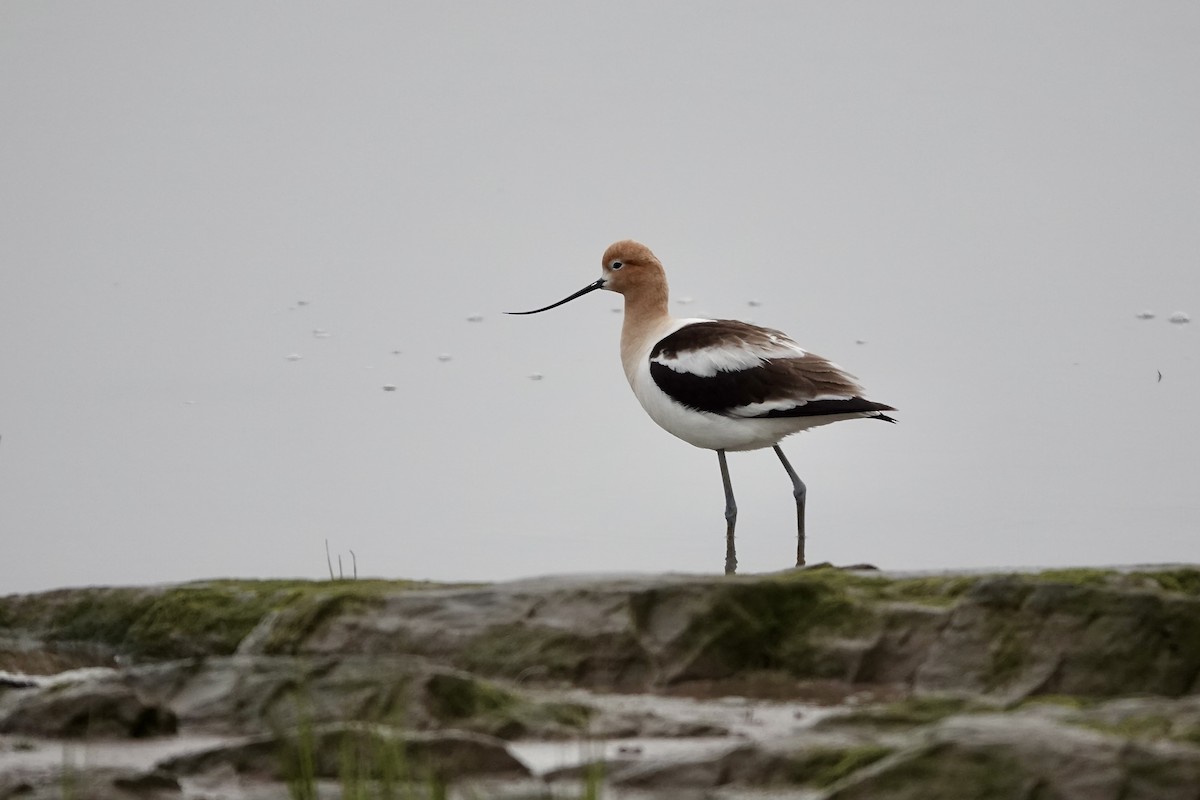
650 320 894 420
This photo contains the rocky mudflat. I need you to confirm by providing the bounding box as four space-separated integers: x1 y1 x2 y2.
2 566 1200 799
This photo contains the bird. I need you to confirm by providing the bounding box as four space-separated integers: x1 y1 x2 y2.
508 240 895 574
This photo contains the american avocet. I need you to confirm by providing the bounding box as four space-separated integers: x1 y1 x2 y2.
509 240 895 574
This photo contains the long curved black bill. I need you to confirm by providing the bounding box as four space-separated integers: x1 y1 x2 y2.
506 278 605 315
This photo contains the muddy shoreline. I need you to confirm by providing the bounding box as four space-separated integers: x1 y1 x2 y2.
3 567 1200 798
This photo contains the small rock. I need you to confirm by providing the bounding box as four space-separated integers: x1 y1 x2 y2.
0 682 177 738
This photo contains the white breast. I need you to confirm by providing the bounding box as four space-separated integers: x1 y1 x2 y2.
621 318 830 452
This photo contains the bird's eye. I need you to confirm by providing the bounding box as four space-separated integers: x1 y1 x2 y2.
610 260 624 270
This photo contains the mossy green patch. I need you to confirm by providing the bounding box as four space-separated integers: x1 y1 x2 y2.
786 566 1200 610
195 578 448 594
259 591 386 656
1175 724 1200 746
666 576 877 680
42 589 159 645
1133 568 1200 597
778 568 973 607
984 627 1030 691
422 672 591 739
1015 694 1094 711
124 586 285 657
880 576 975 606
0 579 441 660
1030 568 1116 587
0 585 270 658
425 673 517 721
1078 714 1174 741
1053 589 1200 696
965 576 1200 695
784 744 892 786
1024 567 1200 598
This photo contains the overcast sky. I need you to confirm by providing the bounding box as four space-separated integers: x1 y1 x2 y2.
2 2 1198 594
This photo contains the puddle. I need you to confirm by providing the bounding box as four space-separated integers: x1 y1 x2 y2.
509 735 740 775
0 733 232 773
1 690 849 796
558 689 844 737
508 690 845 776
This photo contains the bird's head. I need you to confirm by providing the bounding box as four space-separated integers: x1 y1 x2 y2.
507 240 666 315
598 240 666 297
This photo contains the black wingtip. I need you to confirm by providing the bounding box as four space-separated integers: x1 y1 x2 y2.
876 412 897 424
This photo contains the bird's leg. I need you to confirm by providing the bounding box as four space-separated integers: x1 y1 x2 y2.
717 449 737 575
773 445 807 567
